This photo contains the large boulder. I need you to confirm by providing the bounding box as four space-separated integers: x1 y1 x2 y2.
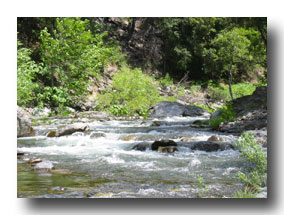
232 86 267 117
47 123 90 137
149 101 209 118
17 106 35 137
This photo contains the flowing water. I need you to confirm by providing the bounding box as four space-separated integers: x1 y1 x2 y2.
17 115 264 198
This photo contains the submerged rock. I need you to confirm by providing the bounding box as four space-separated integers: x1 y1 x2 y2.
47 123 90 137
149 101 209 118
17 106 35 137
90 132 106 139
151 139 177 151
180 137 191 142
49 169 72 175
122 135 136 141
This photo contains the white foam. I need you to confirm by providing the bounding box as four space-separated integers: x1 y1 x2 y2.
99 154 126 164
137 188 161 196
189 158 201 167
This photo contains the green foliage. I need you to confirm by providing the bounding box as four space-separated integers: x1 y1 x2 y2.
211 28 252 67
195 175 210 197
106 44 127 67
236 133 267 191
17 40 43 107
208 83 256 102
233 187 258 198
193 104 215 113
38 17 112 108
159 73 174 87
108 105 130 116
98 67 160 116
209 103 237 128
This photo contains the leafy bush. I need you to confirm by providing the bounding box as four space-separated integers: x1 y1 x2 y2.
233 187 258 198
209 103 237 128
17 40 43 107
98 67 160 116
38 17 112 108
109 105 130 116
159 73 174 87
236 133 267 192
208 83 256 102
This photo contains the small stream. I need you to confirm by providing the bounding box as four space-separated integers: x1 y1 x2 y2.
17 115 265 198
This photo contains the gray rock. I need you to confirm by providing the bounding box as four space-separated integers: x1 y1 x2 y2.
132 142 151 151
47 123 90 137
150 101 209 118
191 141 234 152
17 106 35 137
210 110 222 119
232 86 267 117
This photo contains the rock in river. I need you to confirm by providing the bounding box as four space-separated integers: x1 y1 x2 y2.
157 146 178 153
149 101 209 118
191 141 234 152
17 106 35 137
132 142 151 151
151 139 178 151
47 123 90 137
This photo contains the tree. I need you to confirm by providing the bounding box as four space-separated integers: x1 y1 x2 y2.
17 39 43 107
39 17 112 109
210 28 252 101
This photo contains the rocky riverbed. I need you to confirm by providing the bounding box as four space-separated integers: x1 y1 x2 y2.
17 87 267 198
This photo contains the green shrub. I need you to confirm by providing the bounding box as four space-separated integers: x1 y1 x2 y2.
208 83 256 102
209 103 237 128
233 187 258 198
108 105 130 116
236 133 267 191
195 175 210 198
98 67 160 116
159 73 174 87
17 40 43 107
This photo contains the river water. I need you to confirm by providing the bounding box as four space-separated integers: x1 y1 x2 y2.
17 114 265 198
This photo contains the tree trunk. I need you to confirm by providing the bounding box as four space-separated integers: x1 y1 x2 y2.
126 18 136 42
229 63 234 101
228 63 234 101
